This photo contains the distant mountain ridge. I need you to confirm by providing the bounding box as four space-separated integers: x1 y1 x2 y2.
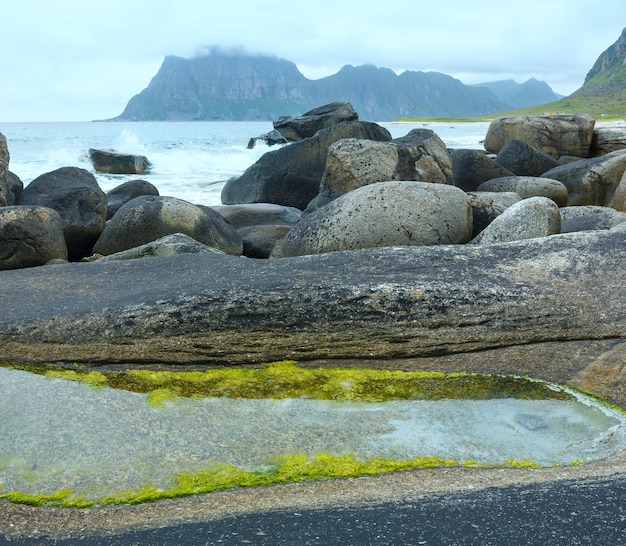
113 49 562 122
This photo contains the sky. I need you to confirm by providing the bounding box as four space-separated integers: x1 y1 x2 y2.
1 1 624 122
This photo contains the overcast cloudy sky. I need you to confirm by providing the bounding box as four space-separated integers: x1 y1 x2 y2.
1 1 624 122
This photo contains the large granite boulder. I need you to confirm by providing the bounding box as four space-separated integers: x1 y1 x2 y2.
476 176 568 206
494 139 560 176
106 180 160 219
0 206 67 269
484 114 596 158
450 149 514 192
5 172 23 205
466 191 522 238
610 169 626 211
273 102 359 142
221 121 392 210
471 196 561 244
0 230 624 407
541 149 626 207
93 195 243 256
274 181 472 258
392 128 454 185
89 149 150 175
17 167 107 260
560 205 626 233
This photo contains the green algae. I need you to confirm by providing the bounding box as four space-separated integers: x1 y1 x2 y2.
1 453 588 508
0 360 575 405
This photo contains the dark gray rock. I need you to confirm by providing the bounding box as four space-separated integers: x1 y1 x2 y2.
542 149 626 207
0 133 9 207
466 191 522 238
560 205 626 233
494 139 560 176
5 172 23 206
450 149 514 192
476 176 568 207
220 121 392 210
240 224 292 258
470 196 561 244
89 148 150 174
106 180 160 219
275 181 472 257
273 102 358 141
208 203 302 229
89 233 224 262
0 206 68 269
484 114 596 158
93 195 243 256
17 167 107 260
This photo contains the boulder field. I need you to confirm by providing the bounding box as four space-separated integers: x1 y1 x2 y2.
0 108 625 408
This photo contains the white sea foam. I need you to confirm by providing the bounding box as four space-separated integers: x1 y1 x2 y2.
0 120 489 206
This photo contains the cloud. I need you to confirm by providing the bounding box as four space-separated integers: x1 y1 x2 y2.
0 0 624 121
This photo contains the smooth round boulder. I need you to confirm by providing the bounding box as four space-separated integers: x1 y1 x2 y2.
209 203 303 229
484 114 596 158
470 197 561 244
106 180 160 219
274 181 472 258
89 149 150 174
17 167 107 260
494 139 559 176
466 191 522 238
93 195 243 256
0 206 68 270
450 149 514 192
560 205 626 233
476 176 568 207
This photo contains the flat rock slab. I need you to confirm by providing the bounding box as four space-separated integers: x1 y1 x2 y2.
1 229 625 404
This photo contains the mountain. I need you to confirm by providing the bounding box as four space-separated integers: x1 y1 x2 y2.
112 49 562 122
471 78 562 109
485 27 626 118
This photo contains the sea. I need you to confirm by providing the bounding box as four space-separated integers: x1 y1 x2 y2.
0 121 490 207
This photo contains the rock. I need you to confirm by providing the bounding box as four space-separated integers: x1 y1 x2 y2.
609 169 626 211
476 176 568 207
88 233 224 262
274 181 472 258
307 130 454 213
470 196 561 244
0 133 14 207
560 205 626 233
450 149 514 191
92 195 243 256
207 203 302 258
0 206 68 269
17 167 107 260
5 172 23 206
306 139 403 212
247 129 289 149
541 149 626 207
106 180 160 219
1 230 624 406
208 203 303 228
484 114 596 158
466 191 522 238
273 102 359 141
393 129 454 185
494 139 560 176
89 148 150 174
240 224 292 259
591 126 626 155
220 121 392 210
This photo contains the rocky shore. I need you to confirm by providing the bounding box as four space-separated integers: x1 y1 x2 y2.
1 104 625 541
